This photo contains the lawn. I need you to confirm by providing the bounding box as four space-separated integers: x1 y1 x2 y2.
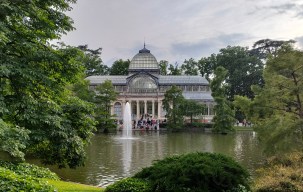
44 179 105 192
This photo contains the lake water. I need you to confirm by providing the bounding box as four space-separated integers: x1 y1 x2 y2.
1 130 263 187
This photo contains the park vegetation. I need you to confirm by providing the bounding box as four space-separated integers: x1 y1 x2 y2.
0 0 302 191
105 152 251 192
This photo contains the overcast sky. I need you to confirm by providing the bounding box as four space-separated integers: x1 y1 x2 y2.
59 0 303 67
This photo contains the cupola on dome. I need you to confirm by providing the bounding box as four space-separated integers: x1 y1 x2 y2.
128 45 159 71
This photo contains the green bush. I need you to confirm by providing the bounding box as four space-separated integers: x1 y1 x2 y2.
159 123 167 128
0 160 59 191
133 152 251 192
0 167 57 192
105 178 151 192
0 160 60 180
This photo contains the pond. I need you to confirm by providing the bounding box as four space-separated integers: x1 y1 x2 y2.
1 130 263 187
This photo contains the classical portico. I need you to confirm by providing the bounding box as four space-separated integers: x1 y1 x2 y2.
86 45 215 122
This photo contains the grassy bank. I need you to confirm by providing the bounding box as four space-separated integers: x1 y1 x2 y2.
44 179 105 192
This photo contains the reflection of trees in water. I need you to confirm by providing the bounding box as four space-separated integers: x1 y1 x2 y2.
3 131 263 187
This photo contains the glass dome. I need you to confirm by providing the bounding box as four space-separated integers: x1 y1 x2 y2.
129 47 159 70
128 74 158 93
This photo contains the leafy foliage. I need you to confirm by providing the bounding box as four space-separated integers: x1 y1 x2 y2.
105 178 151 192
210 67 235 133
77 44 109 76
181 99 205 125
249 39 296 60
95 80 119 133
162 85 184 130
254 153 303 192
0 160 59 180
234 44 303 155
181 58 198 75
133 152 251 192
198 46 264 101
168 62 182 75
0 0 97 168
158 60 168 75
109 59 130 75
0 160 59 191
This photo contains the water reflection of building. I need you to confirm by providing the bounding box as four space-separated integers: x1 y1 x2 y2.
86 45 215 121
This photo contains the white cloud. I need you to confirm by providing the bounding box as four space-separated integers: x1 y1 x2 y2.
59 0 303 66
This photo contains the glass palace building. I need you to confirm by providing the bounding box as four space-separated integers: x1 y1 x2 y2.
86 46 215 121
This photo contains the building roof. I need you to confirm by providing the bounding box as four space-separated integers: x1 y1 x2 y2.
128 46 159 71
158 76 209 85
86 75 209 86
86 76 127 86
182 92 214 102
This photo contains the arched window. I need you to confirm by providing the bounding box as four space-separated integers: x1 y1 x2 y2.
114 102 122 118
128 74 157 93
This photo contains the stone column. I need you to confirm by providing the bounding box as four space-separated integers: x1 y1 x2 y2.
207 103 210 116
158 100 162 119
136 100 140 120
110 101 114 116
152 100 155 118
144 100 147 115
122 101 126 119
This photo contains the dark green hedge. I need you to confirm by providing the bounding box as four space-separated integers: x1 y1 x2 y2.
105 178 151 192
133 152 251 192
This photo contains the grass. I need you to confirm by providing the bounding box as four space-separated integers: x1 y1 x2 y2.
44 179 105 192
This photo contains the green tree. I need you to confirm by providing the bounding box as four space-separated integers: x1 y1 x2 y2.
210 67 235 133
181 99 205 125
234 44 303 155
158 60 168 75
181 58 198 75
168 62 182 75
162 85 184 130
77 45 109 76
0 0 96 168
109 59 130 75
249 38 296 60
198 46 264 101
198 54 217 82
95 80 119 133
70 79 95 102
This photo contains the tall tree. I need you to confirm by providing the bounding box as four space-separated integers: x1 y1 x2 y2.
95 80 119 133
210 67 235 133
162 85 184 130
198 54 217 82
0 0 96 168
181 58 198 75
109 59 130 75
234 44 303 155
199 46 264 101
168 62 182 75
77 45 109 76
249 39 296 60
158 60 168 75
181 100 205 125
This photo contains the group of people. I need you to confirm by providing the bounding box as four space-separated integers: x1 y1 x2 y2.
236 119 251 127
135 118 158 130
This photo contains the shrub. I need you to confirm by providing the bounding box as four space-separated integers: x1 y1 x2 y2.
0 167 57 192
105 178 151 192
133 152 251 192
0 160 59 191
159 123 167 128
254 153 303 192
0 160 60 180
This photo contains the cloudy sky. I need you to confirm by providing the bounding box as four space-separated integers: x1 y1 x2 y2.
60 0 303 66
